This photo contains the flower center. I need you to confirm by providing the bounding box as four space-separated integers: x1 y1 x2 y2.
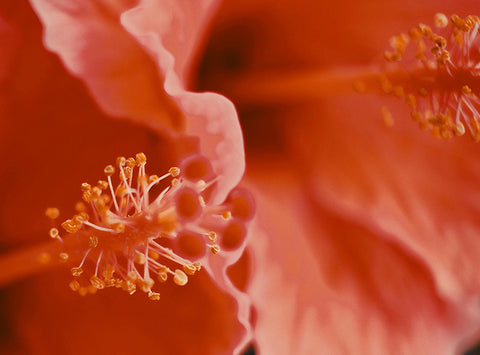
380 13 480 140
44 153 252 300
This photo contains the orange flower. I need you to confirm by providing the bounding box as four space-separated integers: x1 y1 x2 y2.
0 1 253 354
197 1 480 354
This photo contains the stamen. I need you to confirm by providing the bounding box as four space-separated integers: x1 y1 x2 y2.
42 153 254 300
380 13 480 141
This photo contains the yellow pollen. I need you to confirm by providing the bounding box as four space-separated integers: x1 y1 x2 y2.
434 13 449 28
134 253 146 265
183 264 197 275
71 267 83 277
88 236 98 248
75 201 86 212
45 153 252 301
169 167 180 177
69 280 81 291
45 207 60 219
49 228 60 239
173 269 188 286
58 252 69 262
90 275 105 290
381 106 394 127
207 231 217 242
148 291 160 301
104 165 115 177
135 152 147 166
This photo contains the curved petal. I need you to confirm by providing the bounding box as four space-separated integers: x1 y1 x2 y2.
288 96 480 307
29 0 245 203
0 2 250 354
6 269 244 355
247 167 480 355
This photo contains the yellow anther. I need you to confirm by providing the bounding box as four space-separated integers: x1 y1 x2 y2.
183 264 197 276
418 23 433 37
454 121 466 136
75 201 86 212
193 262 202 271
37 252 51 264
462 85 472 95
127 271 138 281
405 94 417 108
90 275 105 290
116 156 126 167
123 166 133 179
148 250 159 260
61 220 80 233
111 223 125 233
71 267 83 277
409 27 422 40
210 245 220 255
69 280 80 292
173 269 188 286
158 272 168 283
148 291 160 301
125 281 136 295
88 235 98 248
45 207 60 219
207 231 217 242
49 227 60 239
104 165 115 177
221 211 232 220
59 252 69 262
80 183 91 192
87 285 98 295
134 253 146 265
82 190 93 203
103 265 115 279
135 152 147 166
169 167 180 177
381 106 394 127
78 287 88 297
97 180 108 190
171 178 180 187
105 279 116 287
148 174 159 183
139 278 154 292
434 13 449 28
126 157 137 168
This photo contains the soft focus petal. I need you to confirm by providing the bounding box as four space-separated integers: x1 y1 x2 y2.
196 0 480 353
247 167 480 355
30 0 245 203
289 95 480 308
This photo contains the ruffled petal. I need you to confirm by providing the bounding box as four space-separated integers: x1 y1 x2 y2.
0 2 250 354
29 0 245 203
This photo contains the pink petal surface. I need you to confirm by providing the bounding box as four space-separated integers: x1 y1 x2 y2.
0 2 251 354
247 166 480 355
288 96 480 308
29 0 245 203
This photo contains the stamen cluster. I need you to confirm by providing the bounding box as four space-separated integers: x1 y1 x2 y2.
46 153 253 300
381 13 480 141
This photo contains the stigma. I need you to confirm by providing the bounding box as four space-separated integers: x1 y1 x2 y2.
46 153 254 300
381 13 480 141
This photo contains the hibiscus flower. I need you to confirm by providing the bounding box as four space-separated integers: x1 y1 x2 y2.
195 0 480 354
0 1 254 354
